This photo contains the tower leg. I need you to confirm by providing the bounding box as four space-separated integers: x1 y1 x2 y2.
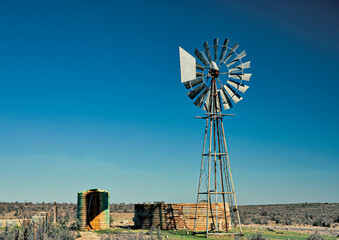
193 118 209 233
216 119 229 231
221 121 242 233
206 117 213 238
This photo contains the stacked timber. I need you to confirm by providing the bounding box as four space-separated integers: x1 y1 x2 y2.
134 203 230 231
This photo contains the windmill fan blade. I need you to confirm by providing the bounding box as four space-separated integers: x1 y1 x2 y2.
219 72 229 75
196 63 205 71
229 61 250 73
196 72 203 77
224 84 243 103
203 42 212 62
229 73 252 81
213 38 218 61
227 50 246 67
227 79 249 93
202 92 211 112
179 47 196 83
215 90 221 112
194 87 209 108
184 78 203 89
194 48 209 66
220 39 229 61
216 77 224 89
188 83 206 99
219 89 233 110
224 43 239 63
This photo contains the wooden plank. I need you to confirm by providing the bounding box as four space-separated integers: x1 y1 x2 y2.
134 203 230 230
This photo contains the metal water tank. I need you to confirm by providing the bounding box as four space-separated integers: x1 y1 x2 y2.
77 189 110 230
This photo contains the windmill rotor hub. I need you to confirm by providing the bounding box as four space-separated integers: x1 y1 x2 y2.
209 69 219 78
209 61 220 78
209 61 219 71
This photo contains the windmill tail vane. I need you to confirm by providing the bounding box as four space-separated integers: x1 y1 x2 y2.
179 37 252 237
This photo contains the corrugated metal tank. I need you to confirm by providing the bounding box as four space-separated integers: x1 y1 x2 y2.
77 189 110 230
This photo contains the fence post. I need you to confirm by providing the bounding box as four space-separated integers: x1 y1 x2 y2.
14 229 19 240
53 202 58 224
24 228 28 240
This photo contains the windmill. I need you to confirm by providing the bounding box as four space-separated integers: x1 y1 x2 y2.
179 38 251 237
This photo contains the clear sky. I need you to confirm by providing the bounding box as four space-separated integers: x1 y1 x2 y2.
0 0 338 204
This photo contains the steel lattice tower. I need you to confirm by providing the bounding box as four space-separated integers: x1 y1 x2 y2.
179 37 252 237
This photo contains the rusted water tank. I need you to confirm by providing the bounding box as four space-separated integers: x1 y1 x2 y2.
77 189 110 230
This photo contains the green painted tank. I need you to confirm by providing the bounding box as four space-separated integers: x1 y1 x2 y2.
77 189 110 230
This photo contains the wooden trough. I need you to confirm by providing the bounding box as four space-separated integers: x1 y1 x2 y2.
134 203 231 231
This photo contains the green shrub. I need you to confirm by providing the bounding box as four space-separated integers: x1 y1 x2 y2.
247 233 269 240
307 231 323 240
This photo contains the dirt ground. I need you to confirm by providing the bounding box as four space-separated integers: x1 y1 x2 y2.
110 213 134 227
76 231 101 240
74 213 339 239
74 213 134 240
246 224 339 236
109 213 339 235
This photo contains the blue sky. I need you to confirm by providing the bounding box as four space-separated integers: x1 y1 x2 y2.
0 0 338 204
